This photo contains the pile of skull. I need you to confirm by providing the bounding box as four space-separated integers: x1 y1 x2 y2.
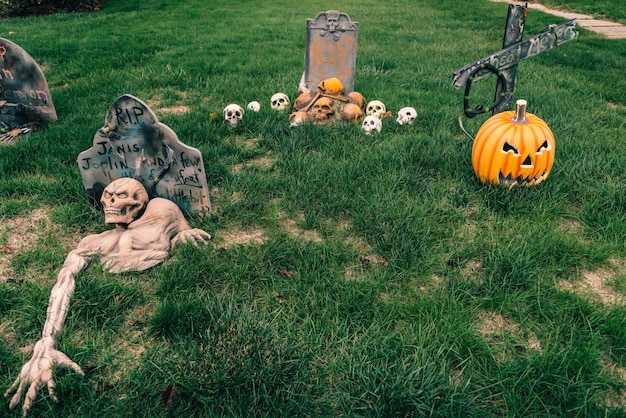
222 77 417 134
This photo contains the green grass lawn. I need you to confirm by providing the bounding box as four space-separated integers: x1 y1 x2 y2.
1 0 626 416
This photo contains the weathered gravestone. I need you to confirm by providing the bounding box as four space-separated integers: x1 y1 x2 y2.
77 94 211 217
304 10 358 93
0 37 57 143
452 4 578 117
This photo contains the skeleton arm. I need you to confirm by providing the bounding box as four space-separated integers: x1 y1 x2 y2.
5 245 96 416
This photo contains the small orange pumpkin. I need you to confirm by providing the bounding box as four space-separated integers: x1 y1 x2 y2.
472 99 555 188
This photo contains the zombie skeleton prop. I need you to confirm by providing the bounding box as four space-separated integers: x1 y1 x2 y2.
5 178 211 416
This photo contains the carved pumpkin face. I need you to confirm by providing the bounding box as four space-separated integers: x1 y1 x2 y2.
472 100 555 188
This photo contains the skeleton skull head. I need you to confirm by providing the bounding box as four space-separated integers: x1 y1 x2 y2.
289 111 309 127
223 104 244 125
100 178 149 226
271 93 290 111
293 91 314 111
326 10 340 32
396 107 417 125
366 100 386 118
318 77 345 96
362 115 382 134
310 97 334 122
247 101 261 112
341 103 364 124
347 91 367 110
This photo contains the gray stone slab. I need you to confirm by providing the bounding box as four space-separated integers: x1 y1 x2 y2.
0 38 56 141
304 10 358 93
77 94 211 217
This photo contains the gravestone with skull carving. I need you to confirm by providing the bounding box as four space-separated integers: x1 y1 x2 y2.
0 38 57 144
77 94 211 217
304 10 358 94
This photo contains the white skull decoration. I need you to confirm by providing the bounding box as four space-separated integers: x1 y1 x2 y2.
223 104 244 125
247 101 261 112
366 100 386 118
270 93 290 111
362 115 382 134
396 107 417 125
100 178 149 226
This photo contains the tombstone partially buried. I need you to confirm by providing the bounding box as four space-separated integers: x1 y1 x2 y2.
304 10 358 94
77 94 211 217
0 37 57 144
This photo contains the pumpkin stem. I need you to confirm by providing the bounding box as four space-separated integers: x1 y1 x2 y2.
511 99 528 124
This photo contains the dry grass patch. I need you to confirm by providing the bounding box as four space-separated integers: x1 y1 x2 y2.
0 320 17 349
281 218 322 243
231 156 277 174
157 105 190 115
600 359 626 409
341 227 390 281
475 310 542 361
214 226 266 249
0 207 80 282
559 218 582 234
559 260 626 306
146 91 191 115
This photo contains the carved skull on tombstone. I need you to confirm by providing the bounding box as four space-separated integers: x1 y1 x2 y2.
223 104 244 125
271 93 290 111
396 107 417 125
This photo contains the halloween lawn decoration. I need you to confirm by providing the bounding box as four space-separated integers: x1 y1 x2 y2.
452 4 577 118
289 110 309 127
304 10 358 94
270 93 290 111
5 178 211 416
396 107 417 125
247 101 261 112
0 38 57 144
362 115 382 134
291 76 367 125
471 99 555 188
78 94 211 217
224 103 244 125
366 100 386 119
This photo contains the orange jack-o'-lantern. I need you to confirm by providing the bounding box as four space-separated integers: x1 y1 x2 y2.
472 99 555 188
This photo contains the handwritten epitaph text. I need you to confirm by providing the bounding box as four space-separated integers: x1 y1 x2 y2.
77 94 211 217
0 38 56 125
305 10 358 93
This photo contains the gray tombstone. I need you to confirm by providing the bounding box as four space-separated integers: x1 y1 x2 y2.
0 38 56 142
305 10 358 93
77 94 211 217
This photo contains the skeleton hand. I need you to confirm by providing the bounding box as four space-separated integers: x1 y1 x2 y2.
5 336 84 416
0 128 30 143
171 228 211 247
